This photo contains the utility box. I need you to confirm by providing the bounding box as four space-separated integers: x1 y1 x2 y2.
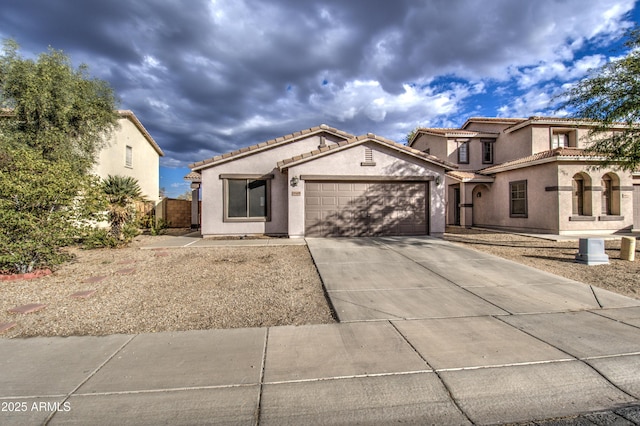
575 238 609 265
620 236 636 261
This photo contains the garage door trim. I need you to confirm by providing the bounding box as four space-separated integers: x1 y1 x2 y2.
300 174 434 182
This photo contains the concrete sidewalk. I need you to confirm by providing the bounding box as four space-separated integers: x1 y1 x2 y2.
1 236 640 425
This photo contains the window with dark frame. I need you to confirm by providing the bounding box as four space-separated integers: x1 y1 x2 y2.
227 179 268 219
458 140 469 164
482 140 494 164
509 180 527 217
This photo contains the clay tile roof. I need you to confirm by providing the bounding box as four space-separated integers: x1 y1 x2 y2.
277 134 457 170
184 171 202 182
411 127 499 144
189 124 355 170
479 148 602 174
447 170 494 183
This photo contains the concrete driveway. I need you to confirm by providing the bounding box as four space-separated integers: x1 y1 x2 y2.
306 236 640 424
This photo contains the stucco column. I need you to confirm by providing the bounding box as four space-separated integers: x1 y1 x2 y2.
430 176 446 237
287 169 305 238
190 182 200 229
459 182 474 227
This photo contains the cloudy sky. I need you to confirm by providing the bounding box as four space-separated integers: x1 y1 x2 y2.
1 0 638 197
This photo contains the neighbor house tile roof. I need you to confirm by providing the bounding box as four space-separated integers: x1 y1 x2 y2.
409 127 499 146
461 117 526 129
447 170 494 183
277 133 457 171
117 110 164 156
183 171 202 182
502 116 633 133
189 124 355 171
479 147 603 174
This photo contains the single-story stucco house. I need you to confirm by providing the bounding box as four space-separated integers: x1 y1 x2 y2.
186 125 456 238
409 116 640 235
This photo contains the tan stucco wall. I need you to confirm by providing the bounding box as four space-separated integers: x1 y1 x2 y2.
469 162 634 234
199 134 343 237
285 142 447 237
557 163 633 233
411 134 448 159
474 163 560 232
496 128 532 164
93 117 161 203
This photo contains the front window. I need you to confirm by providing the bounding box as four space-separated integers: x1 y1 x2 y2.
551 132 571 149
458 140 469 164
510 180 527 217
482 141 494 164
226 179 268 219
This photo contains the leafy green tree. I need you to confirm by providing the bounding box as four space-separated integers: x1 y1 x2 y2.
558 27 640 171
0 146 105 273
0 40 119 272
102 175 144 242
0 39 119 174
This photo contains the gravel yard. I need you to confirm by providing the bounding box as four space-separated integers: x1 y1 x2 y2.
0 233 335 338
444 227 640 300
3 227 639 338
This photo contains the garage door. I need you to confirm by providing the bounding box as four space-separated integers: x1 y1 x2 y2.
305 181 429 237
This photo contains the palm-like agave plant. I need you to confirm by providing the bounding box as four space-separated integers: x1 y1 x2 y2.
102 175 143 241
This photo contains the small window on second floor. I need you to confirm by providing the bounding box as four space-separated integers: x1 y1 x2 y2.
482 140 494 164
551 132 570 149
125 145 133 168
458 140 469 164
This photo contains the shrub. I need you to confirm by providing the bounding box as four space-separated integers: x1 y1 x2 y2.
0 146 106 272
81 228 118 249
102 175 144 243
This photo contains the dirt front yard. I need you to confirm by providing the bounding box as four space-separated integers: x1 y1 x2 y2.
0 233 335 338
3 228 639 338
444 227 640 300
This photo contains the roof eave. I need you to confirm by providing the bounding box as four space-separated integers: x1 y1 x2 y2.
118 110 164 157
480 155 609 174
189 126 354 171
446 173 495 184
278 136 457 172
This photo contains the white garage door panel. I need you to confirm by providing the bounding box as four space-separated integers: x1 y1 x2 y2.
304 181 429 237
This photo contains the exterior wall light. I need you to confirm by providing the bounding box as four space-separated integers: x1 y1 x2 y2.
435 176 441 186
290 176 299 187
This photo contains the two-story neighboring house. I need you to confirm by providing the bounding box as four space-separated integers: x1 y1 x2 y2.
409 117 638 235
93 110 164 203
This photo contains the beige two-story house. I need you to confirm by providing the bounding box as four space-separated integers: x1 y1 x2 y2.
409 117 639 235
93 110 164 203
